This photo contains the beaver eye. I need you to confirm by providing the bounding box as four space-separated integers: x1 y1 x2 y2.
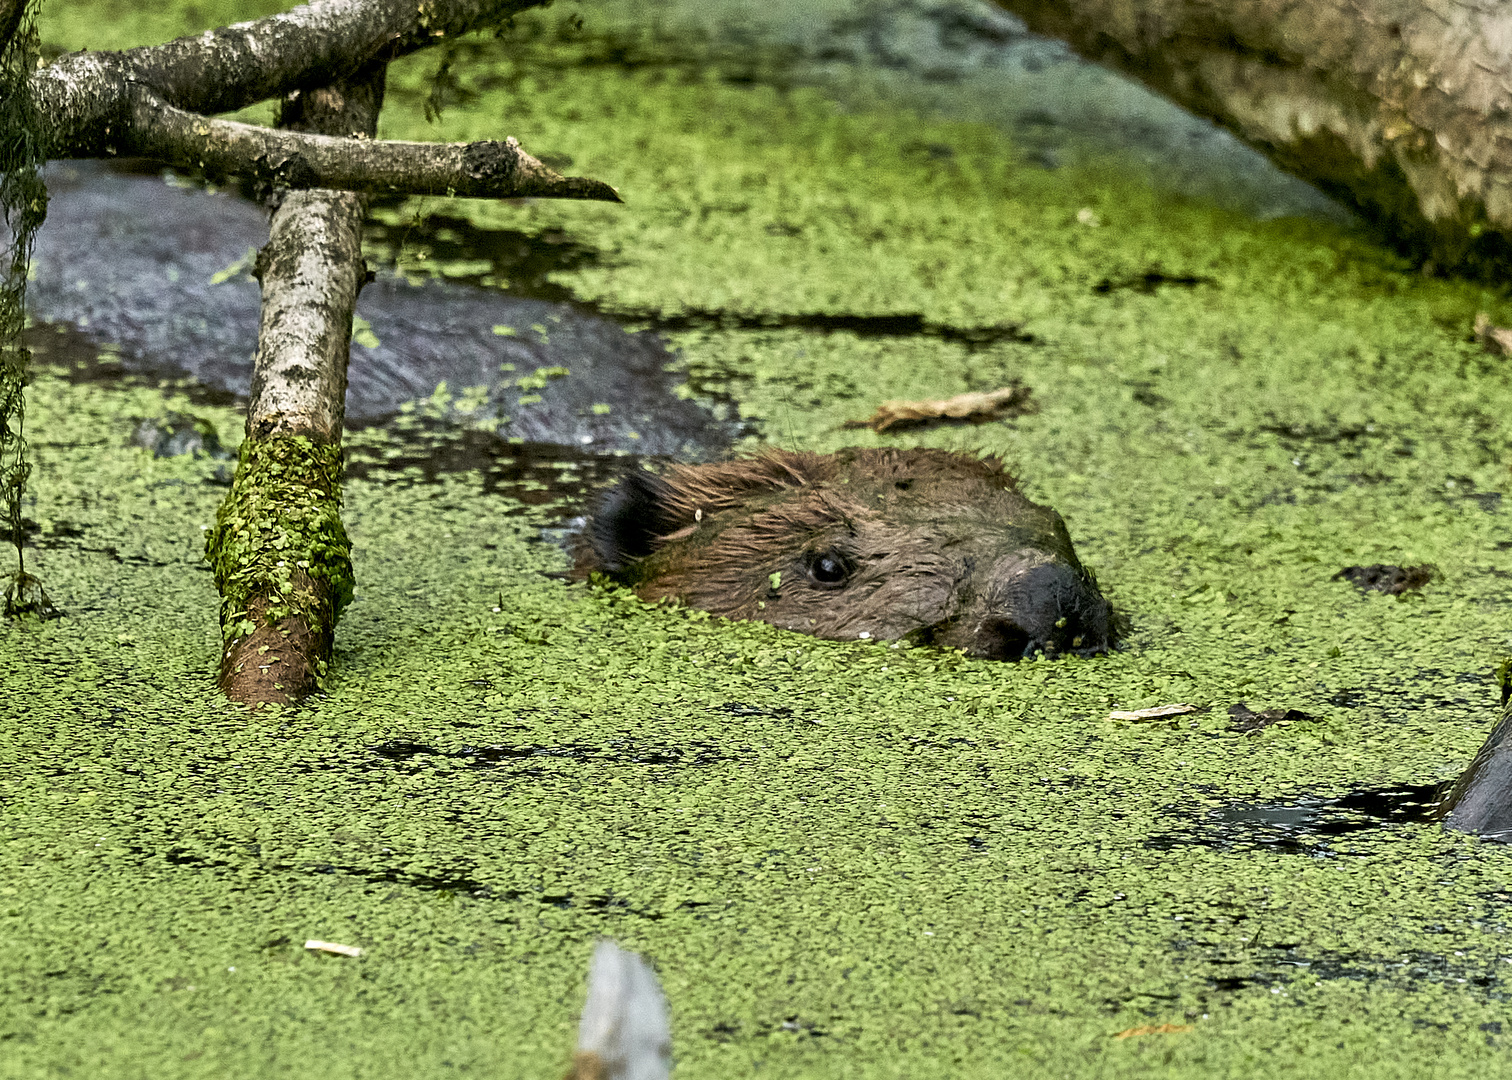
807 550 851 588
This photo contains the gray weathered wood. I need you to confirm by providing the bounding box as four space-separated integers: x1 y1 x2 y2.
996 0 1512 269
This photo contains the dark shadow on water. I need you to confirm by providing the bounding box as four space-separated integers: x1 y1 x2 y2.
1147 784 1443 856
367 204 1041 349
33 160 1040 464
343 418 636 512
33 161 732 458
367 736 735 769
363 207 601 305
1092 269 1217 295
628 308 1039 351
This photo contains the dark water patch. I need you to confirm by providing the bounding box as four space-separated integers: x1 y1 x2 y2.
32 161 729 458
345 420 632 512
28 321 244 411
0 516 182 568
1335 563 1436 595
1186 944 1508 998
33 159 1035 468
630 307 1038 351
1147 784 1442 856
145 843 512 901
1443 476 1503 513
1254 419 1389 448
714 702 795 719
1092 269 1217 295
368 737 735 770
363 206 601 303
1314 672 1489 716
1128 380 1168 408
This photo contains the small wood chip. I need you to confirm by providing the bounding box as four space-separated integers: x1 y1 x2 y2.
843 385 1034 433
1108 703 1197 721
1112 1023 1193 1039
1475 312 1512 356
304 939 363 958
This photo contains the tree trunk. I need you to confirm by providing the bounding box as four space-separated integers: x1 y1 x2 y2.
205 66 382 707
994 0 1512 274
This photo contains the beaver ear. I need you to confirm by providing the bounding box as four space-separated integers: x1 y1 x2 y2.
588 470 683 573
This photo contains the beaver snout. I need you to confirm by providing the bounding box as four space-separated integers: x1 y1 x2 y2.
944 562 1115 661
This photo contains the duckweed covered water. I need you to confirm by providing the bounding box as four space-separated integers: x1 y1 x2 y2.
9 2 1512 1077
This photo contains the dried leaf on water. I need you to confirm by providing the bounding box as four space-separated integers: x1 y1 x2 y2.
843 385 1034 433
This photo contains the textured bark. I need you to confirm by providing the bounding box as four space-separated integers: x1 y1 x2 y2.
994 0 1512 271
222 571 337 707
214 66 380 707
1439 695 1512 839
125 93 618 201
27 0 617 203
36 0 542 126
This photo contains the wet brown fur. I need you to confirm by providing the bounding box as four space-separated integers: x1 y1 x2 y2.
578 447 1114 659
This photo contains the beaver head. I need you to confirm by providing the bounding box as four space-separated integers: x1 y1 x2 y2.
577 447 1115 661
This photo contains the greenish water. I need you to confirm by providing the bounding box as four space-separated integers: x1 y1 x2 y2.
9 2 1512 1077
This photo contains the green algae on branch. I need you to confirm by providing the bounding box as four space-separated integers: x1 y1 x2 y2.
205 435 353 644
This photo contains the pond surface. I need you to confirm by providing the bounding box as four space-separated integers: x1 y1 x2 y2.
7 1 1512 1078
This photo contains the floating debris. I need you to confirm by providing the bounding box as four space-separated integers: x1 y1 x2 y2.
1112 1023 1192 1039
1475 312 1512 356
1334 563 1434 595
842 385 1034 433
1108 703 1196 721
1229 702 1313 734
304 939 362 958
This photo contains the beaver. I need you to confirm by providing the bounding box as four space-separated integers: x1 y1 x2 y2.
577 447 1115 661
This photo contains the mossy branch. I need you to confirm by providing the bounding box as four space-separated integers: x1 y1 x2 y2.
205 436 353 703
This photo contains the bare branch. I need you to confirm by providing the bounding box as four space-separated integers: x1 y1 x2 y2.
41 0 548 119
124 89 621 202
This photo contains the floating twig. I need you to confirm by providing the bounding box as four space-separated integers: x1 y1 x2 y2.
843 385 1034 433
304 939 362 958
1108 703 1197 721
